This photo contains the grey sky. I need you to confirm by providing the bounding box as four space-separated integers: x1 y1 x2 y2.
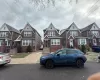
0 0 100 38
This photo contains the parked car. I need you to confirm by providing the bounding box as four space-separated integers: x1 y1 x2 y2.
92 46 100 53
40 48 87 69
0 52 11 66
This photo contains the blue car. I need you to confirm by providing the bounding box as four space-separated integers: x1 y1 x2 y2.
40 48 87 69
92 46 100 53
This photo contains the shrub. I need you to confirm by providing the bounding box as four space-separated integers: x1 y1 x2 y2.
26 45 32 52
17 44 22 53
81 45 86 54
86 45 91 52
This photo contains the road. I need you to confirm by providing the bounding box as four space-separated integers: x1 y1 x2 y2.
0 62 100 80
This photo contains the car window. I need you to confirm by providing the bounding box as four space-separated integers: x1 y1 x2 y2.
66 50 76 54
56 49 67 54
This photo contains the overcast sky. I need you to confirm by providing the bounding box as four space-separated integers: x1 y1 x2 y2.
0 0 100 38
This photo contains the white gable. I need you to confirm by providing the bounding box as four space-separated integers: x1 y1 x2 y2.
91 24 99 30
0 24 9 31
69 24 78 30
23 25 33 31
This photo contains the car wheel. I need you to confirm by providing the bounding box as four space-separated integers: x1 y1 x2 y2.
45 60 54 69
76 59 84 68
0 64 6 67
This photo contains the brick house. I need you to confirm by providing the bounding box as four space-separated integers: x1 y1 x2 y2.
60 22 87 48
81 22 100 47
0 23 20 53
43 23 62 52
15 23 41 52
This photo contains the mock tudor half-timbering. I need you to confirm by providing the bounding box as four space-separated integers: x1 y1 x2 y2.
15 23 41 52
43 23 62 52
81 22 100 47
0 23 20 53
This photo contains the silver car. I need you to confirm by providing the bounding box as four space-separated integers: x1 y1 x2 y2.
0 52 11 66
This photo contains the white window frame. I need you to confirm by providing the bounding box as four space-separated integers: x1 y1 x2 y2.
22 40 32 46
70 31 78 36
78 39 86 45
51 39 60 45
92 31 99 36
24 32 32 37
0 40 2 46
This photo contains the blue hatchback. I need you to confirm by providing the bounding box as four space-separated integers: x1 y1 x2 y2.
40 48 87 68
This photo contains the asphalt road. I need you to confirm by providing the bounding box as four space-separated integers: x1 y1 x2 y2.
0 62 100 80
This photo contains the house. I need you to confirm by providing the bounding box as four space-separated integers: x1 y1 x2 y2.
43 23 62 52
81 22 100 47
60 22 87 48
15 23 41 52
0 23 20 53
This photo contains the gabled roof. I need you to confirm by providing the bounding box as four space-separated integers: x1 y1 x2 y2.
60 29 66 35
21 23 41 37
43 23 59 34
60 22 80 35
3 23 20 34
81 22 96 32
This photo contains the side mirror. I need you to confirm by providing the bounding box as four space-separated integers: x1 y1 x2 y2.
57 54 60 56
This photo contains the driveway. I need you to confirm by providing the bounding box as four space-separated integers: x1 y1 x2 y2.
0 62 100 80
10 52 42 64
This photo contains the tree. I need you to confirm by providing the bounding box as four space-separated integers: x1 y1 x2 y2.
26 45 32 52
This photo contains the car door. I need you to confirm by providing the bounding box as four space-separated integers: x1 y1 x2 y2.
54 49 67 65
66 50 76 64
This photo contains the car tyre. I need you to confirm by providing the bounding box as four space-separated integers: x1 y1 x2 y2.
76 59 84 68
0 64 6 67
45 60 54 69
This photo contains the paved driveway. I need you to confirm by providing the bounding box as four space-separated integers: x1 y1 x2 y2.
10 52 42 64
0 62 100 80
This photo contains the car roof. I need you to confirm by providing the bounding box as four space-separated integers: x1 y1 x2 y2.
62 48 79 51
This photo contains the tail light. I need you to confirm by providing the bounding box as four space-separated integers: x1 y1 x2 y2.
0 56 3 60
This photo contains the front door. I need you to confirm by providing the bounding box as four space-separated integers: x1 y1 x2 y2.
70 39 73 47
93 39 97 46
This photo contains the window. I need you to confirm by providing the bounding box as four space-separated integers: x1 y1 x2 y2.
92 31 99 36
0 40 2 46
66 50 76 54
70 31 78 36
0 32 7 37
48 32 55 36
78 39 86 45
53 32 55 36
24 32 32 37
22 40 32 46
51 39 60 45
56 49 66 54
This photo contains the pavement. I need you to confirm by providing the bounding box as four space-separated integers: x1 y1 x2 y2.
10 52 42 64
0 62 100 80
